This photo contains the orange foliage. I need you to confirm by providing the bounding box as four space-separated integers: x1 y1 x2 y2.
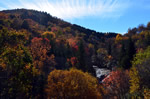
67 38 78 46
115 34 123 43
46 69 102 99
30 37 55 75
115 34 128 44
144 88 150 99
67 38 79 52
0 12 8 19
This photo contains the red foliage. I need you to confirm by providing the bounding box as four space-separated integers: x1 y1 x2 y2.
67 58 70 62
44 38 50 42
67 57 78 67
31 37 42 42
51 27 57 32
70 57 78 66
102 70 129 86
31 37 50 44
102 70 130 98
85 47 89 55
72 42 78 52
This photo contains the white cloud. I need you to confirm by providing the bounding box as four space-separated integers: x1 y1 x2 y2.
0 7 5 11
0 0 130 19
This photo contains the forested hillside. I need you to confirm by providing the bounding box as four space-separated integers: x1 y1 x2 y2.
0 9 150 98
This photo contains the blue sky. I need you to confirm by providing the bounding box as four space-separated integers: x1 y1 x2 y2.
0 0 150 34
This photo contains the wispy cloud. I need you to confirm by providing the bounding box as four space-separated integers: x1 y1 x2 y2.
0 0 130 19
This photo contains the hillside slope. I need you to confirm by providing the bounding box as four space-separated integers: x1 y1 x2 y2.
0 9 118 73
1 9 117 39
1 9 150 98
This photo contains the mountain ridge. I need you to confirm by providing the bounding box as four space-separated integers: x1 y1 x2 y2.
1 8 118 38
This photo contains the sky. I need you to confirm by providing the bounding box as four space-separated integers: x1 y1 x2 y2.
0 0 150 34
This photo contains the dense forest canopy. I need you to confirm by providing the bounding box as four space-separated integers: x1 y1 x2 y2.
0 9 150 98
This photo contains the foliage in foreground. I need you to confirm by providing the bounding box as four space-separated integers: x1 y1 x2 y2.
46 68 102 99
102 70 130 99
1 9 150 99
130 46 150 98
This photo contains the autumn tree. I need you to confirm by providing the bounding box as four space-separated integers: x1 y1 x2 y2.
0 27 27 50
115 34 123 44
136 30 150 48
30 37 55 76
0 46 35 98
0 27 42 98
46 68 102 99
67 57 78 67
129 46 150 98
42 31 56 41
102 70 130 99
129 67 140 98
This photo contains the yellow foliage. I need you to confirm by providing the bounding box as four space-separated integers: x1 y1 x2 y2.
115 34 123 43
129 46 150 98
46 68 102 99
64 27 71 32
97 48 107 55
129 67 140 94
25 64 31 70
88 43 94 48
42 31 56 39
144 88 150 99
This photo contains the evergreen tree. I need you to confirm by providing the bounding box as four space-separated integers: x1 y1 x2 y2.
145 31 150 46
77 40 87 72
119 38 136 69
126 37 136 62
107 43 112 55
119 42 126 68
66 43 72 58
21 20 29 30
